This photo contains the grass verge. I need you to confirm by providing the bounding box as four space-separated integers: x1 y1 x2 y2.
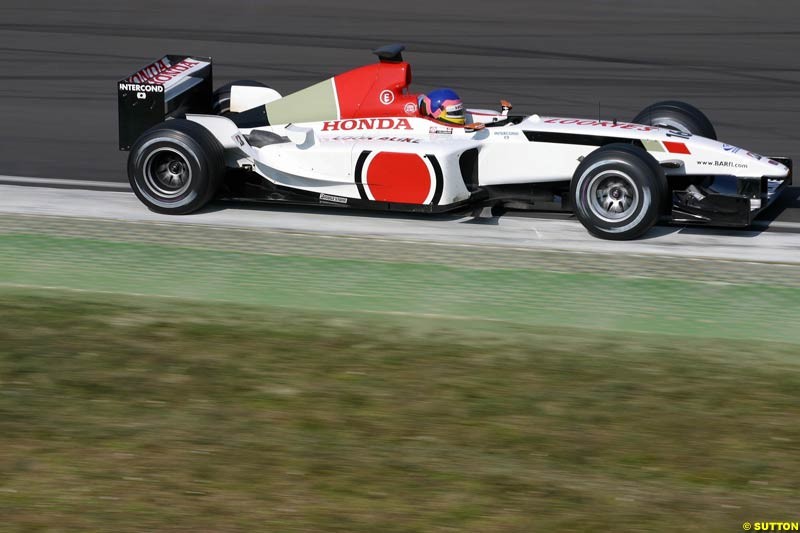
1 287 798 532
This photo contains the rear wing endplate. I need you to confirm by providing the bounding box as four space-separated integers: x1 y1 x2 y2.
117 55 213 151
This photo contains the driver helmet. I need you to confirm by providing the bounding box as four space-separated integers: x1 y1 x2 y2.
419 88 465 125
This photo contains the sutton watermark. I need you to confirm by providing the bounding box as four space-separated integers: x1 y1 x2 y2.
743 523 799 531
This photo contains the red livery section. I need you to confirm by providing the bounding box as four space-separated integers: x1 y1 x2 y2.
663 141 691 154
366 152 431 204
334 62 420 119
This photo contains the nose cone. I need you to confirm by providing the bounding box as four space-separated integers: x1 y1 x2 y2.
716 142 790 177
754 156 790 177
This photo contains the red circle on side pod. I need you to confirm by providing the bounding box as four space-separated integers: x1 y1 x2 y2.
366 152 431 204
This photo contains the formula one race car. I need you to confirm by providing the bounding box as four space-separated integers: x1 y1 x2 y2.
117 45 792 240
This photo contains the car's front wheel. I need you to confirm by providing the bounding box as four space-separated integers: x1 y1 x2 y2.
127 119 225 214
570 143 667 240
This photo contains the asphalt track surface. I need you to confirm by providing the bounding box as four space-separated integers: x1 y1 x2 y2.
0 0 799 225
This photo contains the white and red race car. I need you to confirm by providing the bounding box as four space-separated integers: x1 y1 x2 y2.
118 45 792 240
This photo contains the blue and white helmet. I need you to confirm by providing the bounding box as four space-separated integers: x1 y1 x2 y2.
419 88 465 125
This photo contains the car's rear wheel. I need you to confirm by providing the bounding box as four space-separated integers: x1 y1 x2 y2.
212 80 269 115
127 119 225 214
570 143 667 240
632 100 717 139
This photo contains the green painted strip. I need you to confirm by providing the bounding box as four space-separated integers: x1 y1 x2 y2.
1 233 799 343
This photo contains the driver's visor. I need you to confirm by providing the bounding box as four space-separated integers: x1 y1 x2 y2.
437 99 465 124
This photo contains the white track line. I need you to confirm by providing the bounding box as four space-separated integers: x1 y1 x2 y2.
1 184 799 264
0 175 130 190
1 175 798 232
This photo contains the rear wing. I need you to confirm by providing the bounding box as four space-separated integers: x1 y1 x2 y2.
118 55 213 151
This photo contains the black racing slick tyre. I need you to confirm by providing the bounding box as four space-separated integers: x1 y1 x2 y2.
127 119 225 215
212 80 269 115
570 144 667 240
632 100 717 140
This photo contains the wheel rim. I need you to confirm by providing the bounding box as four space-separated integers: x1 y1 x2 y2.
587 170 639 222
143 148 192 199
